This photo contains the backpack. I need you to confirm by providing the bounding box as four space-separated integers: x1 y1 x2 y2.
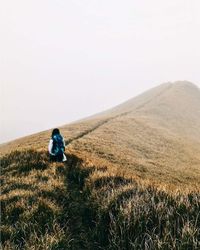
52 134 65 155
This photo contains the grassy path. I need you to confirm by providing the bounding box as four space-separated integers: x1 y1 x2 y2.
64 156 96 250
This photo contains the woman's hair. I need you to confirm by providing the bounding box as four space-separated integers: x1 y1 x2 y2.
52 128 60 138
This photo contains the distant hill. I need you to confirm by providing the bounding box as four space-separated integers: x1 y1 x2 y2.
1 81 200 188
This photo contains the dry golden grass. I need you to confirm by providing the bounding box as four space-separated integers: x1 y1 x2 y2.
64 82 200 191
1 81 200 249
1 81 199 189
1 149 200 249
0 150 74 249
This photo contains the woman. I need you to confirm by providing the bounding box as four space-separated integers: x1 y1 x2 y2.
48 128 67 162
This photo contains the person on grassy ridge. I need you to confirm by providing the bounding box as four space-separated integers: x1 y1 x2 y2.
48 128 67 162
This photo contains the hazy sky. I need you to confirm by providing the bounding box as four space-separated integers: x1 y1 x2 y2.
1 0 200 143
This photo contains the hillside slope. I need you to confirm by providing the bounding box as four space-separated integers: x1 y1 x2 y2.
1 81 200 249
1 81 200 188
70 81 200 188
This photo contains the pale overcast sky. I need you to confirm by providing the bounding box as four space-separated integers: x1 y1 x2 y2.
1 0 200 143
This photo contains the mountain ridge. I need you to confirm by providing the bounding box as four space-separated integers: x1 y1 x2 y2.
1 81 200 188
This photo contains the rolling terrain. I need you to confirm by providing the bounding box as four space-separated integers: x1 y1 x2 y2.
1 81 200 249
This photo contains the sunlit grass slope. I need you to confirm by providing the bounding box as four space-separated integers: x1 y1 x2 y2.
72 81 200 189
1 150 72 249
